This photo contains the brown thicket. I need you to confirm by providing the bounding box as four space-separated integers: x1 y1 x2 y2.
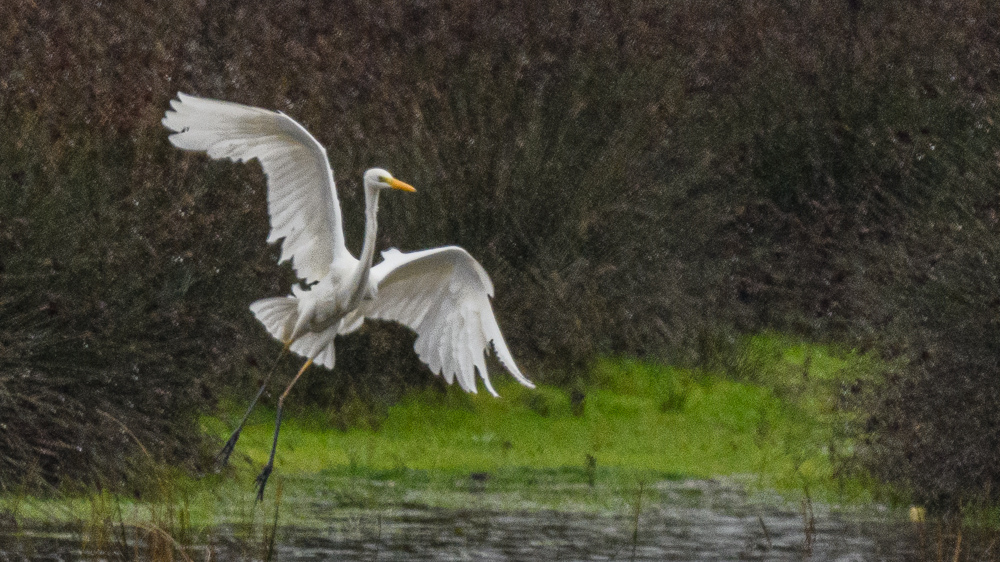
2 0 1000 507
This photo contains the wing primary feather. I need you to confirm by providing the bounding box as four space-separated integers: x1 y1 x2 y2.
163 92 349 282
362 246 532 395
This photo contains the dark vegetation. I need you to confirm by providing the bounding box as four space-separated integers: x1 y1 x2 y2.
2 0 1000 509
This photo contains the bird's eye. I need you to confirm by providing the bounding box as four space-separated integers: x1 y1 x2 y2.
379 176 390 184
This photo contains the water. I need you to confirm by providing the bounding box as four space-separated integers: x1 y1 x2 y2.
270 505 908 561
1 479 917 561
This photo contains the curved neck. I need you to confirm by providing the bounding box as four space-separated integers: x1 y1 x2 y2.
346 183 380 305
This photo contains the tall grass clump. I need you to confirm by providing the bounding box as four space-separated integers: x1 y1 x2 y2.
0 1 266 487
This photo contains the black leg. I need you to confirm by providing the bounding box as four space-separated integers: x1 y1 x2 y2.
215 382 268 470
255 405 282 501
216 343 289 470
255 357 313 502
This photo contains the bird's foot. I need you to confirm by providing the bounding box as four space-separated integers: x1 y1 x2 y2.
214 428 242 471
255 462 273 502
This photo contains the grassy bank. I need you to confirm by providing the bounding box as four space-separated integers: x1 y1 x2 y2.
3 334 885 533
223 334 877 503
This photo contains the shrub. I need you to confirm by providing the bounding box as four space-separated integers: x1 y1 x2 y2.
3 0 1000 508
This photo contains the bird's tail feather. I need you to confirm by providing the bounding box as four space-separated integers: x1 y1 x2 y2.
250 297 298 343
250 296 337 369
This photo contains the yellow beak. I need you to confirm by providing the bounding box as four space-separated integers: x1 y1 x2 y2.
387 177 417 192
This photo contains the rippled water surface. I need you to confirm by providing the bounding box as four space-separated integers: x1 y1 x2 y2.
1 479 916 561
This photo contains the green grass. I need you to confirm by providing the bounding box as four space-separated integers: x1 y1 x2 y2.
4 334 884 533
203 333 879 508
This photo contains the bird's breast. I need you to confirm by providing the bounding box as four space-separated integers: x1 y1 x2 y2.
295 281 347 332
311 297 345 329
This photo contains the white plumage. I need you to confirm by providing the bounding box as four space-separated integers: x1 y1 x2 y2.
164 92 348 283
162 92 533 396
363 247 532 396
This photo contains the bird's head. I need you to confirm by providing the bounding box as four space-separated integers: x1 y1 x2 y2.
364 168 416 193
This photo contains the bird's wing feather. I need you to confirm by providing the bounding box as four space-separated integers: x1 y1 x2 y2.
162 92 348 282
361 246 533 396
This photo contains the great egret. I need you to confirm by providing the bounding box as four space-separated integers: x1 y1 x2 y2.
162 93 534 500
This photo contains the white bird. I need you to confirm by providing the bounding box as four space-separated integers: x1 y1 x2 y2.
162 93 534 499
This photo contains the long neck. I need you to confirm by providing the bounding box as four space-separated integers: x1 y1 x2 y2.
328 171 350 260
346 184 380 305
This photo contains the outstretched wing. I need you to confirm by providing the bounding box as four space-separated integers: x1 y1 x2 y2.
162 92 350 282
361 247 534 396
